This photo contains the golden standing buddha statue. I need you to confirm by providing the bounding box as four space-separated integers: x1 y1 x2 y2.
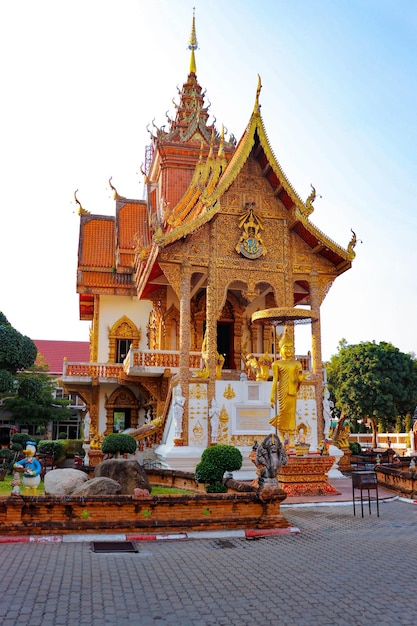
269 327 304 446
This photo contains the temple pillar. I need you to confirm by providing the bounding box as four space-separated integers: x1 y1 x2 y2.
309 272 324 443
205 250 217 443
194 313 206 357
179 260 192 445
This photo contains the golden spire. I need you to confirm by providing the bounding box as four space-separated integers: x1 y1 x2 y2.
188 8 198 75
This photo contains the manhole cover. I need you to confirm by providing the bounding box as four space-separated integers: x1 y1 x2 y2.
212 539 237 549
91 541 138 553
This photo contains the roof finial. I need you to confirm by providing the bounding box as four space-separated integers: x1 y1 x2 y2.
74 189 89 216
218 125 225 157
254 74 262 114
188 8 198 75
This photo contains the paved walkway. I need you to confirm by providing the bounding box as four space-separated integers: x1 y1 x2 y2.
1 488 416 625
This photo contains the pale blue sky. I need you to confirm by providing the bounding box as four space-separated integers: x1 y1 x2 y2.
1 0 416 361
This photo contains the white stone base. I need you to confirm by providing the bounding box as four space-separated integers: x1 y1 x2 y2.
154 444 204 473
327 444 344 478
154 443 258 480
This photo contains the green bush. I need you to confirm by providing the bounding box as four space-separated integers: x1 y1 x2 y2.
349 441 361 455
195 444 243 489
0 449 13 462
58 432 67 440
101 433 137 457
206 482 228 493
0 448 14 473
37 440 65 460
11 433 32 448
405 413 413 432
63 439 84 457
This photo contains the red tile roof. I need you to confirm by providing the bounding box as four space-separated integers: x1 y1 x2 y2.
34 340 90 375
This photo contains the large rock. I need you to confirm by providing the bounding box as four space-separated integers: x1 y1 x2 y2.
72 477 122 496
44 469 89 495
94 459 150 494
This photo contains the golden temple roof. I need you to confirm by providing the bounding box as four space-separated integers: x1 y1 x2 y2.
153 78 354 271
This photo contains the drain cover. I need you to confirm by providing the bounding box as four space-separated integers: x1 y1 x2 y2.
213 539 237 549
91 541 138 554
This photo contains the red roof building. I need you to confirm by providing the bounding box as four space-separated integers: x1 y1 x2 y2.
34 340 89 376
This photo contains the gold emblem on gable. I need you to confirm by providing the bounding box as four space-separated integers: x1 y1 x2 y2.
235 202 266 259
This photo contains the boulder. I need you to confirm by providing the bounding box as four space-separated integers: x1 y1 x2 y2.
94 459 150 494
44 469 89 495
72 477 122 496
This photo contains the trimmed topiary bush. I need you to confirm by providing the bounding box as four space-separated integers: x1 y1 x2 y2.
101 433 137 458
349 441 361 455
0 449 14 462
37 440 65 460
206 482 227 493
0 448 14 474
195 444 243 492
11 433 32 448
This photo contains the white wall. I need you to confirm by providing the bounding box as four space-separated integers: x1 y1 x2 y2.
97 295 153 361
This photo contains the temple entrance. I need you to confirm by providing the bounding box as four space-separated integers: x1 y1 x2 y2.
217 322 235 369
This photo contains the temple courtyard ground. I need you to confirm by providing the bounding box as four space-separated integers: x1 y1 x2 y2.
0 483 416 626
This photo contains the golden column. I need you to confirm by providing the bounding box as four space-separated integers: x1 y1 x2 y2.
205 241 217 444
309 271 324 443
178 260 192 445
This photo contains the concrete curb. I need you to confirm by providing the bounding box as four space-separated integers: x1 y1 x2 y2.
398 497 417 504
281 495 398 508
0 526 300 544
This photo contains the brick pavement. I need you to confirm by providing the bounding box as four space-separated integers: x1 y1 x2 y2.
1 499 416 625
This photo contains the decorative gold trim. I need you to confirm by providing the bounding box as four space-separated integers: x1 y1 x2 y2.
252 307 317 325
223 384 236 400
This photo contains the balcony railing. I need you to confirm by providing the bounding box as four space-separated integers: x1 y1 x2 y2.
62 349 312 382
63 350 203 382
131 349 202 370
63 363 124 379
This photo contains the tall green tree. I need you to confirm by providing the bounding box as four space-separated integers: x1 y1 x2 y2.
0 312 71 428
0 313 37 374
327 339 417 447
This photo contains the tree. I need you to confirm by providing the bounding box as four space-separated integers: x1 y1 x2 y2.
0 313 37 373
327 339 417 448
3 365 73 428
0 312 72 429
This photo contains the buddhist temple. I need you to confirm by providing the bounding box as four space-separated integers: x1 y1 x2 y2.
63 14 356 476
